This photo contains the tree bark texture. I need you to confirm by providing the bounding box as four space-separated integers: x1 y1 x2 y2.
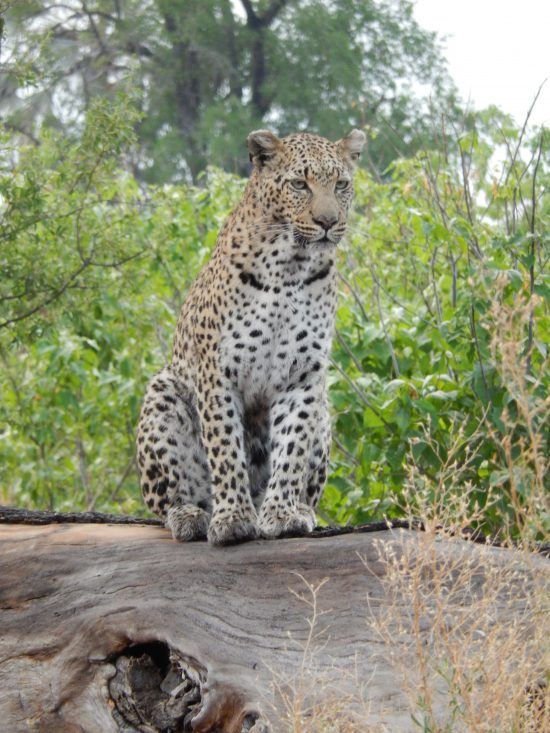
0 516 546 732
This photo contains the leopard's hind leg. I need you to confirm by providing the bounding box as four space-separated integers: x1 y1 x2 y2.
303 409 331 510
136 366 211 541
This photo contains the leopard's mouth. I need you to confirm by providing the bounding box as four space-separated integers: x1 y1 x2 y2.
293 231 339 247
312 234 340 248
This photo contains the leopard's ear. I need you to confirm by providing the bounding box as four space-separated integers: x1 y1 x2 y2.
336 129 366 167
246 129 282 169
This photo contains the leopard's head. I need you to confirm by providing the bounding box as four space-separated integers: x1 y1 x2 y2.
246 129 365 247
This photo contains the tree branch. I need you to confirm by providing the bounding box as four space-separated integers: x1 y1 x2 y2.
261 0 290 27
0 258 92 330
238 0 258 26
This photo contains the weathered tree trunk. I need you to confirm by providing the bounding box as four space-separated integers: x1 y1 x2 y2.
0 511 546 732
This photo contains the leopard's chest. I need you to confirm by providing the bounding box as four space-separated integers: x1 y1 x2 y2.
220 275 336 401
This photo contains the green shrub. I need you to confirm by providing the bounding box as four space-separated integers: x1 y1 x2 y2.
1 104 547 539
327 115 548 541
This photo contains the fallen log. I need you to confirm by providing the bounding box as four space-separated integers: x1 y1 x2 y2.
0 510 547 732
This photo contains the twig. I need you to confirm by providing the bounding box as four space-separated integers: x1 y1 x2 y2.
337 270 370 325
0 257 93 329
329 357 391 429
334 329 366 377
332 435 360 468
108 455 138 504
469 306 489 402
526 131 544 374
371 266 400 377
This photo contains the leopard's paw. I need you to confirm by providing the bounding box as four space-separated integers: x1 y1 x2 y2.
207 510 258 546
258 502 316 540
165 504 209 542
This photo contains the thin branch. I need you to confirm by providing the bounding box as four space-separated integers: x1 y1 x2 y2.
107 455 137 504
0 258 92 330
457 137 483 259
428 242 443 326
502 80 546 189
337 270 370 325
526 131 544 373
261 0 290 26
80 0 108 55
371 267 400 377
88 248 148 268
329 357 391 429
469 306 489 403
332 435 360 468
76 433 93 509
334 329 366 377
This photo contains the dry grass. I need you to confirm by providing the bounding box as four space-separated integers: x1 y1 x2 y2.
264 574 386 733
364 529 549 732
484 288 549 545
362 287 549 732
263 292 549 732
263 538 548 733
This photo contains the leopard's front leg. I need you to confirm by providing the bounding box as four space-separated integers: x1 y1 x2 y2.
196 367 258 546
258 381 325 539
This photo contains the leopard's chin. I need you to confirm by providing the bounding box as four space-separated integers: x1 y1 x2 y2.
311 236 340 249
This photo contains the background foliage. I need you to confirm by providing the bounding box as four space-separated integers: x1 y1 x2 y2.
3 0 456 180
1 0 548 542
1 92 547 539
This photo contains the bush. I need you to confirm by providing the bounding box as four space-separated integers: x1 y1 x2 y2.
328 112 548 542
1 103 547 541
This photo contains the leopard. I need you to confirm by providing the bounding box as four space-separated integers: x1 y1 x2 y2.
136 127 365 545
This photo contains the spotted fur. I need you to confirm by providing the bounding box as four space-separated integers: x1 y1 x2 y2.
136 129 366 545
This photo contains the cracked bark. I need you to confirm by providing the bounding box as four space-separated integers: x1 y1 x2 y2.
0 512 545 731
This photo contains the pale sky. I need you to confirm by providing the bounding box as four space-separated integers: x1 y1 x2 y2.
413 0 549 127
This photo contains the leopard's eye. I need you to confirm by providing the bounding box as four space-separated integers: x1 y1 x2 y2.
289 179 308 191
335 179 350 191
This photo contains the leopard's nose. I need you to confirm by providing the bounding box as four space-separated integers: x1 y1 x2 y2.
313 213 338 231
